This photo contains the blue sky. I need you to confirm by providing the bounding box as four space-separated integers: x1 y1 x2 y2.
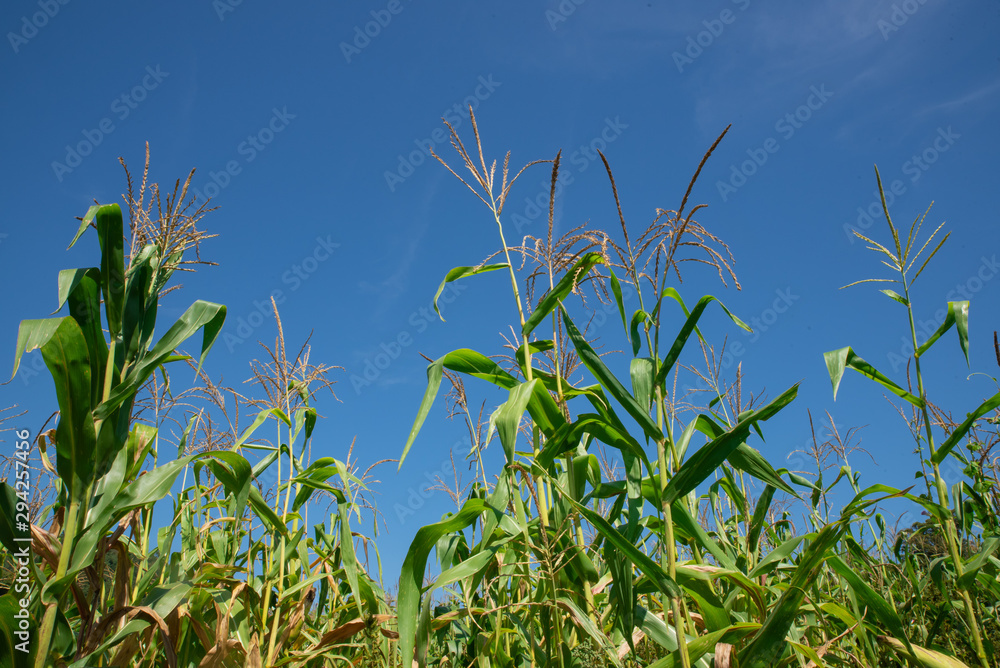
2 1 999 582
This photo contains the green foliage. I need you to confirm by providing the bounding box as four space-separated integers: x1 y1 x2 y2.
2 136 998 668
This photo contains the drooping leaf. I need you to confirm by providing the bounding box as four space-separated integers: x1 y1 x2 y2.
823 346 924 407
432 263 508 320
398 499 499 667
916 301 969 365
94 300 226 419
653 294 750 389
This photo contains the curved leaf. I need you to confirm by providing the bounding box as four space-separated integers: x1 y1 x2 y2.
916 301 969 365
523 252 604 337
432 263 508 320
823 346 924 407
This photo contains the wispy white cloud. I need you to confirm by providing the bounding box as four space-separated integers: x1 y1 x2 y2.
913 79 1000 118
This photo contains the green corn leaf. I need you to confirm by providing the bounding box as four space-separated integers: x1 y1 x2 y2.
54 267 99 315
609 269 629 336
880 289 909 306
56 268 108 405
824 346 925 407
689 413 797 496
336 496 369 618
37 317 96 499
11 318 62 381
828 555 915 656
562 305 663 443
248 486 288 536
630 309 650 357
67 204 100 250
401 350 503 469
932 389 1000 463
398 498 499 668
958 536 999 588
414 549 500 662
234 407 293 451
557 597 624 667
876 636 973 668
549 476 680 599
739 523 844 666
432 263 508 320
94 300 226 419
653 294 750 389
491 380 536 464
670 501 737 571
916 301 969 364
400 349 563 468
630 357 656 416
522 252 604 337
96 204 126 339
634 604 678 652
119 254 157 370
662 385 797 506
646 623 758 668
0 593 35 666
198 450 254 517
0 484 28 555
747 485 776 558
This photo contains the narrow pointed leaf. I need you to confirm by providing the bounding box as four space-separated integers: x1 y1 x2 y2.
94 300 226 419
432 263 507 320
67 204 100 250
523 252 604 337
915 301 969 365
932 389 1000 463
654 294 750 389
96 204 126 338
823 346 924 407
398 499 498 667
879 289 909 306
562 306 663 442
662 385 797 506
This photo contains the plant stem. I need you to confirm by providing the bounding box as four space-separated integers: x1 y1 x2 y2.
903 282 989 668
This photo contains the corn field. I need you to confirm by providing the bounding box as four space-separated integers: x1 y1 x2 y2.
1 118 998 667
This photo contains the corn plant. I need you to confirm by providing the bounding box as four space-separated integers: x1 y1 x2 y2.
2 172 229 666
0 158 390 667
824 167 999 667
394 111 901 668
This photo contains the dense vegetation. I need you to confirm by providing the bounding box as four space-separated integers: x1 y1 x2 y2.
1 119 997 667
